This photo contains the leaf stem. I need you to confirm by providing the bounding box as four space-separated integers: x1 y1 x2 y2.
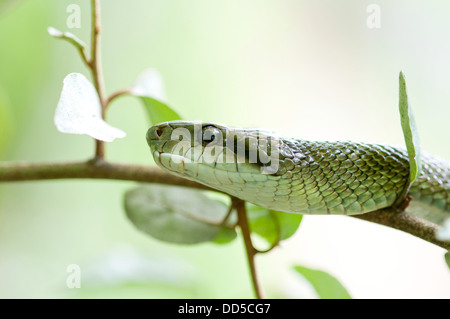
234 198 265 299
48 27 90 66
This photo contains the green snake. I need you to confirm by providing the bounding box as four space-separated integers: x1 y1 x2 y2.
146 121 450 225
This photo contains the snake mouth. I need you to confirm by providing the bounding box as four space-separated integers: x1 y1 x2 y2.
153 150 189 175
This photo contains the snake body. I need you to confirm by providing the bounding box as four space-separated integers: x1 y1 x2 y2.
147 121 450 225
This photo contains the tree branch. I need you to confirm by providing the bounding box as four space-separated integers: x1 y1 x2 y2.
105 89 131 107
0 160 209 190
235 198 265 299
0 160 447 250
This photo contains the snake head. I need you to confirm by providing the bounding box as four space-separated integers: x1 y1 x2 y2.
146 121 292 188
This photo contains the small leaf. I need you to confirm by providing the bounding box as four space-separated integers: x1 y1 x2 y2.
445 251 450 270
124 184 233 244
436 218 450 242
47 26 86 51
212 227 237 245
399 71 421 183
54 73 126 142
131 68 182 125
138 97 182 126
293 265 351 299
247 204 302 246
274 210 303 240
247 205 277 243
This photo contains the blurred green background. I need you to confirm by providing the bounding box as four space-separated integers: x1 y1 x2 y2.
0 0 449 298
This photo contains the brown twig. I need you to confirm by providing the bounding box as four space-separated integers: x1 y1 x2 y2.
0 160 210 190
105 89 131 107
234 198 265 299
89 0 107 161
78 47 91 68
50 28 90 66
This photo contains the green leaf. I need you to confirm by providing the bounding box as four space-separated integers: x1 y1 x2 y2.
247 204 302 245
212 227 237 245
293 265 351 299
445 251 450 270
54 73 126 142
275 210 303 240
131 68 182 125
138 96 182 125
399 71 421 183
124 184 235 244
247 205 277 244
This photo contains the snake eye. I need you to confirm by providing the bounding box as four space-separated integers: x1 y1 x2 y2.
201 126 221 146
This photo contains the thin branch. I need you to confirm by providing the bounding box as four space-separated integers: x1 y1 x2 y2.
105 89 131 107
90 0 106 106
0 160 210 190
90 0 107 160
235 198 265 299
48 27 90 66
77 45 91 68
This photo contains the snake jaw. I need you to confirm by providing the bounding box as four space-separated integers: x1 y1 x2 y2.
153 150 187 175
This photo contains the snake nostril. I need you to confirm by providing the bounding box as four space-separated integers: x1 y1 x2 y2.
146 126 165 143
155 127 164 138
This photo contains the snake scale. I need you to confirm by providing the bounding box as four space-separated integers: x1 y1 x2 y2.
147 121 450 225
